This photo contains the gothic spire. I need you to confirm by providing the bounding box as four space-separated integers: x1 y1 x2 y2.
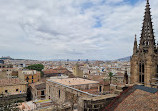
147 0 149 4
139 0 156 52
133 34 137 54
135 34 137 42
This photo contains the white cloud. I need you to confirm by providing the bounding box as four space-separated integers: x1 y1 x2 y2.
0 0 158 60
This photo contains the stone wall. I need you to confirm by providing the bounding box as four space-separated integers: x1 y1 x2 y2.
78 95 117 111
0 84 27 95
0 93 27 105
46 80 98 105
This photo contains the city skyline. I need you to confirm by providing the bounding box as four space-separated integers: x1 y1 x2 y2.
0 0 158 60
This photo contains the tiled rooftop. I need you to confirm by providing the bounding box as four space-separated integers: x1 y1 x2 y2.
104 85 158 111
48 78 99 86
43 66 71 74
115 89 158 111
30 82 46 90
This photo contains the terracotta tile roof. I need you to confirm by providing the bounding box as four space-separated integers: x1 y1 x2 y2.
0 78 27 86
43 66 72 75
34 83 46 90
53 66 67 70
30 82 46 90
43 69 55 74
115 89 158 111
103 85 158 111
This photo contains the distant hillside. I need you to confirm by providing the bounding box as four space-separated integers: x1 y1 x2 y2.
117 56 131 61
0 56 36 61
0 56 13 60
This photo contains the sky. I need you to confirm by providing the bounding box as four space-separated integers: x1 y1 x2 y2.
0 0 158 60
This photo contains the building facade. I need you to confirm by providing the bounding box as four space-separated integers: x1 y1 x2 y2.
46 78 116 111
18 70 41 84
130 0 158 87
0 78 27 105
29 82 46 100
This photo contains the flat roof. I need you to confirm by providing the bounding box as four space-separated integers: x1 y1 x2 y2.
81 94 118 101
48 78 99 86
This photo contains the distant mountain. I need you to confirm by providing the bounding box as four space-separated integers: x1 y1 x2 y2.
117 56 131 61
0 56 13 60
0 56 37 61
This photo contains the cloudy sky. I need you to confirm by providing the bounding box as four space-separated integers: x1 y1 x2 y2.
0 0 158 60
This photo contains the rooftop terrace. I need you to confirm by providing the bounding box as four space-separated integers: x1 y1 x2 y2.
48 78 99 86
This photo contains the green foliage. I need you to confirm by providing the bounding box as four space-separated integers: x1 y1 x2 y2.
108 72 113 84
108 72 113 78
25 64 44 71
25 64 44 78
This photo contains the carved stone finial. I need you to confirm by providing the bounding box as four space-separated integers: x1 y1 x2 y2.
147 0 149 4
135 34 137 41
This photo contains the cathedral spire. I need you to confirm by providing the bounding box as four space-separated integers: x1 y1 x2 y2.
133 34 137 54
147 0 149 4
134 34 137 42
139 0 156 52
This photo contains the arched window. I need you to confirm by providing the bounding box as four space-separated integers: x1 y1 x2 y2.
139 62 145 84
139 63 141 72
59 90 60 98
142 63 144 73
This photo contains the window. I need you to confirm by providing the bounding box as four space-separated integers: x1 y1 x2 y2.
26 76 29 82
16 89 19 92
32 76 34 79
59 90 60 98
99 86 102 92
41 91 44 95
32 80 33 83
5 90 8 93
142 63 144 73
139 62 145 84
139 63 141 72
142 75 144 83
139 74 141 83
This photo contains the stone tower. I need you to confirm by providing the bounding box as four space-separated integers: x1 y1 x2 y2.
73 64 83 78
130 0 158 86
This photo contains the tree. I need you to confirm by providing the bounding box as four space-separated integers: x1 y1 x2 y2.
25 64 44 71
108 72 113 84
25 64 44 77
